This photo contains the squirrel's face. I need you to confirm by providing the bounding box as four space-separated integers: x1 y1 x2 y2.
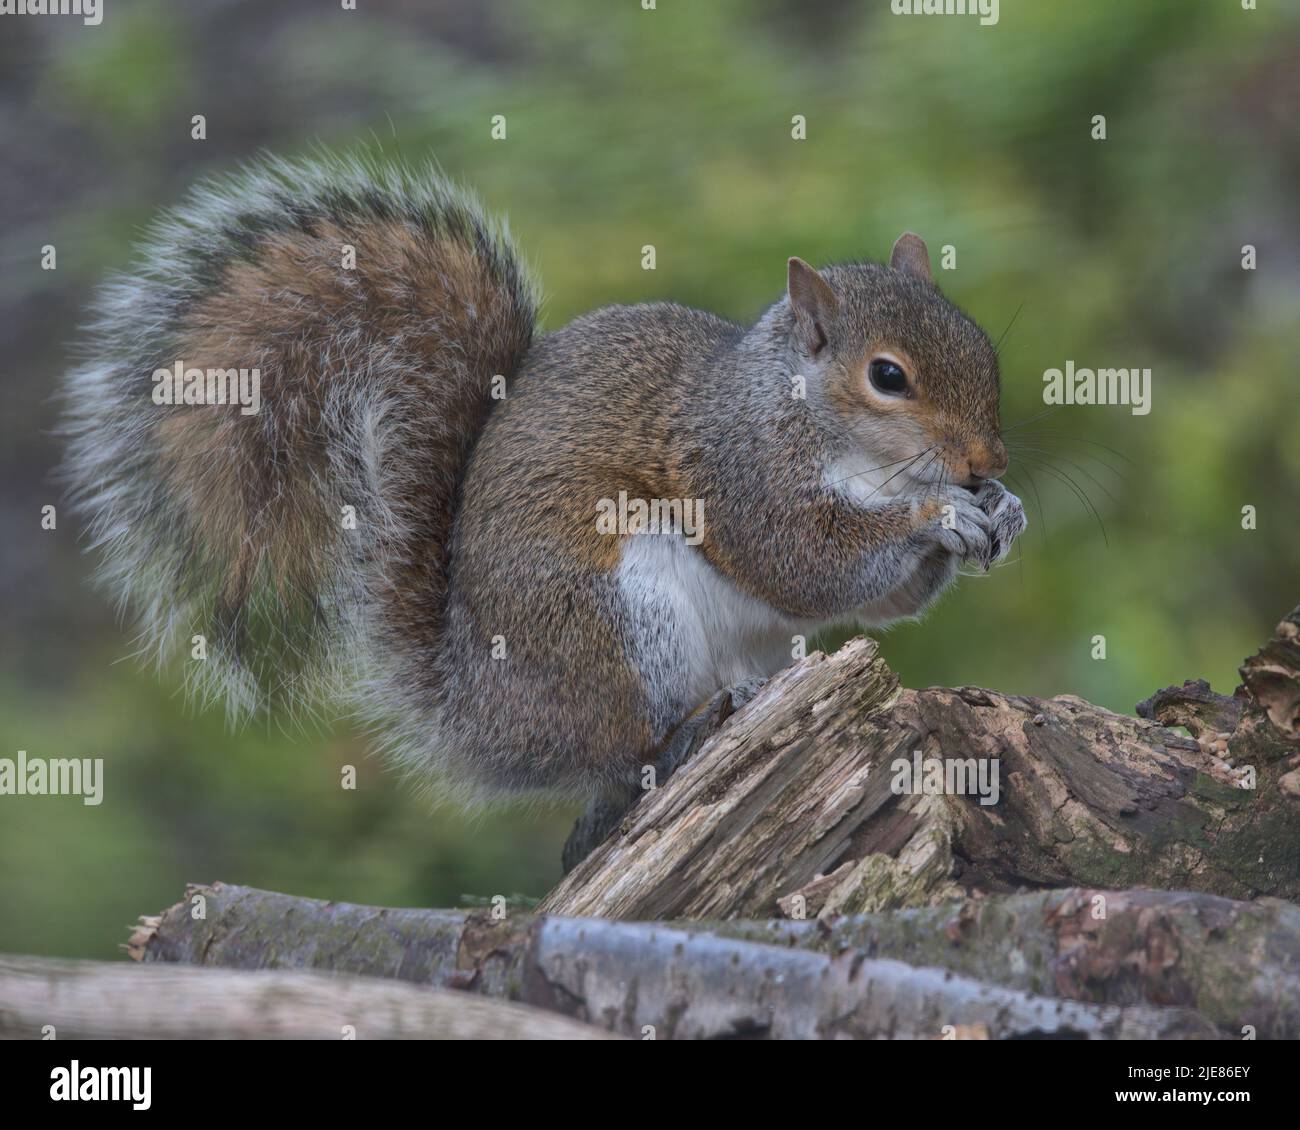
787 236 1007 491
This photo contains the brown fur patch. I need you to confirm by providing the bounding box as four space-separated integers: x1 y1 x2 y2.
152 212 533 669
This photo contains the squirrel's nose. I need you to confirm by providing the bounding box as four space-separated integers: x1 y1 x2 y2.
966 443 1008 482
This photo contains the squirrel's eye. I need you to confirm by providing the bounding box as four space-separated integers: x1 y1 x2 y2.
869 359 909 397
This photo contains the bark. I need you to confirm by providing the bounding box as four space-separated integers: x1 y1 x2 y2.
125 882 1219 1040
1239 607 1300 741
0 955 617 1040
542 608 1300 921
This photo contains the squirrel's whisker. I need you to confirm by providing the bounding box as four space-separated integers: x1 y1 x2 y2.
1014 453 1109 547
993 302 1025 356
1006 445 1120 504
1008 430 1134 466
826 449 935 490
1007 445 1129 486
1001 406 1060 434
855 449 935 503
1006 462 1050 545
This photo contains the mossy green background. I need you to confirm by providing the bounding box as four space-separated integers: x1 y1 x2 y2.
1 0 1296 959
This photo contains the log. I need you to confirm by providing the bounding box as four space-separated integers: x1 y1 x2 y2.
727 887 1300 1041
0 955 617 1040
126 881 1300 1038
541 607 1300 920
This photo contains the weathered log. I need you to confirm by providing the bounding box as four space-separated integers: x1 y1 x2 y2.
542 608 1300 920
728 887 1300 1041
126 881 1299 1038
0 955 617 1040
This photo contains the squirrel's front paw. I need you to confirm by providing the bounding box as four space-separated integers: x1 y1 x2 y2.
970 480 1028 565
923 488 994 569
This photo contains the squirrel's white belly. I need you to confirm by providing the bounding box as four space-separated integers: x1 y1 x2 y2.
615 533 822 736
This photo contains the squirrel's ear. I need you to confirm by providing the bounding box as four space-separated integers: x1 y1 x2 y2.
889 232 932 282
787 257 839 355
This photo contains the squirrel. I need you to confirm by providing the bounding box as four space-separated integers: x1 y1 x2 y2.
61 152 1027 822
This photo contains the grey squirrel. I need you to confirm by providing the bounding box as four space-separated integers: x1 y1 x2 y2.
62 153 1027 816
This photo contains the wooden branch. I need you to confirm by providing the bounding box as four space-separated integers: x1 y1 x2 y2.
542 606 1300 920
125 881 1300 1038
727 887 1300 1041
0 955 617 1040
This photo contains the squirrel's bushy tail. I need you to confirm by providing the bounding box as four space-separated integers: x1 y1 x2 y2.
62 153 538 721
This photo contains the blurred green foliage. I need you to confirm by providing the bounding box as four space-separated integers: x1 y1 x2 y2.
1 0 1296 959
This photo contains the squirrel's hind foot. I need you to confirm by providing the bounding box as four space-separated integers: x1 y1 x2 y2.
559 679 765 873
